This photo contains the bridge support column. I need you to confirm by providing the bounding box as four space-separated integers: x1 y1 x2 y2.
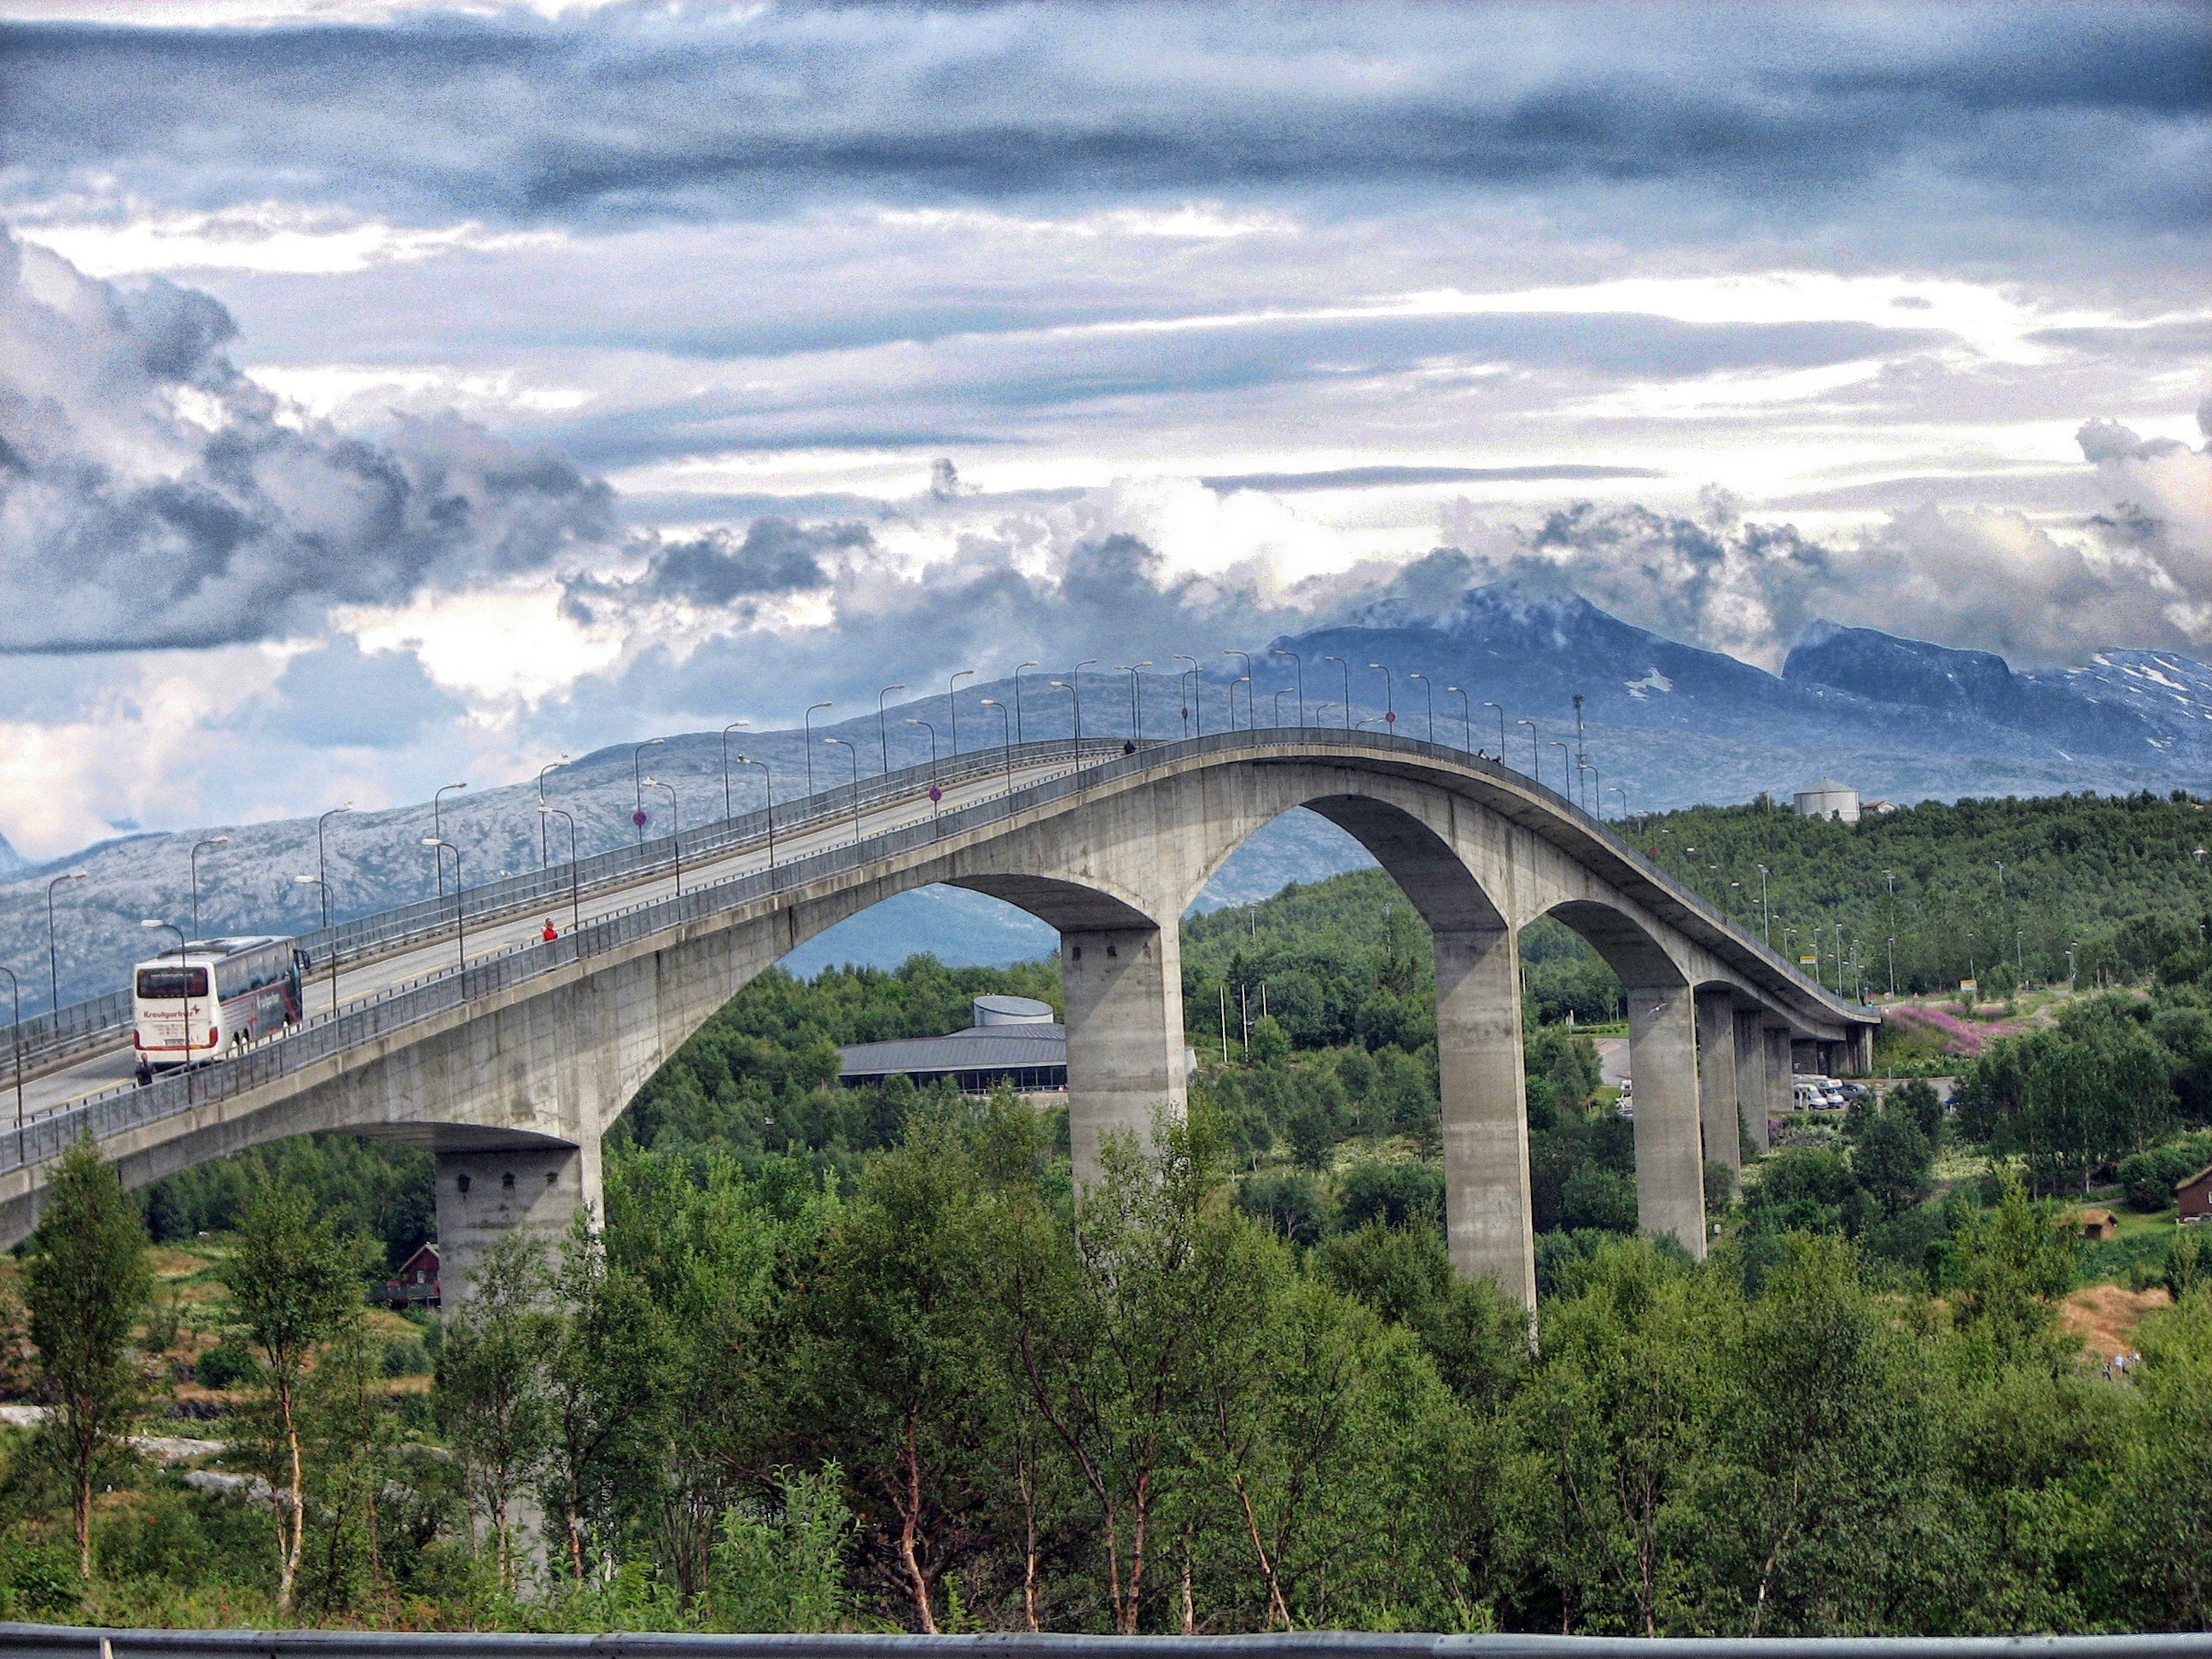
1764 1026 1792 1131
1435 926 1534 1307
1061 923 1186 1196
1732 1009 1766 1159
1694 990 1740 1194
1626 981 1707 1259
434 1139 602 1311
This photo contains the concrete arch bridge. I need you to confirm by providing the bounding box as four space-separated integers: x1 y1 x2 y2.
0 731 1875 1307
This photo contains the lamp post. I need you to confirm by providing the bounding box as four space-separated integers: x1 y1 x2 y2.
0 964 19 1143
802 702 833 793
1367 662 1396 732
534 758 568 865
1115 662 1150 742
2067 941 2078 983
720 721 750 821
824 737 863 841
1550 741 1571 790
1223 651 1253 731
1323 655 1351 729
626 742 663 843
733 756 776 874
292 875 336 1016
1271 649 1304 728
45 871 84 1014
1014 661 1039 742
981 699 1012 789
1516 719 1538 781
946 669 975 755
1274 690 1293 726
1580 761 1600 818
1756 863 1772 947
140 919 191 1064
538 807 581 935
1068 661 1097 744
1409 672 1435 742
433 783 468 892
1172 655 1200 736
1480 699 1503 758
642 778 680 894
877 684 907 775
1608 784 1629 824
905 720 940 818
188 836 229 940
421 839 465 969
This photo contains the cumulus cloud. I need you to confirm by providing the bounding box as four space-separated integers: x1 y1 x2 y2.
0 231 620 650
1435 415 2212 668
562 517 852 621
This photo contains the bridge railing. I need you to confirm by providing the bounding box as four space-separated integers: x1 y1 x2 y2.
2 739 1124 1073
0 726 1867 1179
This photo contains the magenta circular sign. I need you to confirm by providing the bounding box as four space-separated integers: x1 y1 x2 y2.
632 808 649 828
928 785 944 804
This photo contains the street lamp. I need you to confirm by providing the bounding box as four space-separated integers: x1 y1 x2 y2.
0 964 19 1144
1274 689 1294 726
1223 651 1253 731
1367 662 1396 732
1115 663 1150 743
979 699 1013 788
1756 863 1772 946
1549 741 1571 790
292 876 336 1016
535 757 568 865
877 684 907 775
1608 784 1629 824
905 720 940 818
188 836 229 940
1013 662 1039 742
1068 661 1097 745
1516 719 1539 780
1173 655 1201 736
421 839 465 970
538 806 581 935
1323 655 1351 729
1479 699 1502 758
433 783 468 893
627 742 663 845
733 755 777 874
946 668 975 755
1580 761 1600 817
802 702 833 792
721 721 750 821
642 778 681 895
45 871 85 1014
824 737 864 841
1408 672 1435 742
1271 649 1304 728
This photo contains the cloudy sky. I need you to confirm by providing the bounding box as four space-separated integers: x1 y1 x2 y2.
0 0 2206 859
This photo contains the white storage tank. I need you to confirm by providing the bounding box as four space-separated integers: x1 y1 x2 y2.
1794 778 1861 824
973 993 1055 1027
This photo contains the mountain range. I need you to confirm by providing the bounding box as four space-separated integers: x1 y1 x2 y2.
8 584 2212 1011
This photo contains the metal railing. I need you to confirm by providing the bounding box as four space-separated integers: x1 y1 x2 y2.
3 740 1120 1073
0 727 1871 1180
3 1626 2206 1656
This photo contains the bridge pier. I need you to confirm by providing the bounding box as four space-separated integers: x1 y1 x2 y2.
1435 926 1534 1306
1626 979 1708 1259
1060 923 1187 1194
434 1138 601 1310
1694 989 1740 1195
1732 1008 1766 1160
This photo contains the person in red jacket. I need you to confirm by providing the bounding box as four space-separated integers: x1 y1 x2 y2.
542 920 558 942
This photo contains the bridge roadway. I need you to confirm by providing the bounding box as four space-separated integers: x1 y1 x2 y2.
0 729 1876 1308
12 744 1101 1123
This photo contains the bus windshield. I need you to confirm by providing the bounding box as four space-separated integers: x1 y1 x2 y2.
137 967 209 999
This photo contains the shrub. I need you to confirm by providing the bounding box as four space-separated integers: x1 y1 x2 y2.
194 1342 258 1391
1337 1159 1444 1232
0 1535 82 1618
1234 1171 1330 1248
381 1338 431 1378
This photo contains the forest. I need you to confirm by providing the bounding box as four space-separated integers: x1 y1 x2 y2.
7 789 2212 1633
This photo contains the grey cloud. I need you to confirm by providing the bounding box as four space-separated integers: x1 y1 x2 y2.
2 4 2203 234
247 636 468 748
0 233 620 651
1203 463 1666 493
562 518 853 621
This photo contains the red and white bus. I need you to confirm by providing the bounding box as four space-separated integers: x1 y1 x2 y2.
132 935 305 1070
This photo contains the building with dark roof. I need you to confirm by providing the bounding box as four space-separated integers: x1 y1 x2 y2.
837 995 1067 1095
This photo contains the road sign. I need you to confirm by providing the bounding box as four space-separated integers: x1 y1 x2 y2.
928 785 943 804
632 809 649 828
1385 710 1396 724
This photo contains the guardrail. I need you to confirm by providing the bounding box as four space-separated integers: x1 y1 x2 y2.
0 727 1871 1180
3 1627 2206 1656
2 740 1122 1073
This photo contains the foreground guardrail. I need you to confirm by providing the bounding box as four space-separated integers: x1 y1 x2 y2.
3 1628 2208 1656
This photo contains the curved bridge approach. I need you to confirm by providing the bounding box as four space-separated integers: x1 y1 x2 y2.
0 730 1875 1308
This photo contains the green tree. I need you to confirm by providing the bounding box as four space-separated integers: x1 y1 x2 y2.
219 1179 364 1613
298 1313 395 1613
702 1464 857 1632
1853 1113 1934 1219
23 1136 152 1582
437 1236 557 1593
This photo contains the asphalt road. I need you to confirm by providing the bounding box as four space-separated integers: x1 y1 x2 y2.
12 750 1096 1124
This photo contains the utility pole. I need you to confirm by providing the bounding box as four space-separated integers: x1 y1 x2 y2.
1572 693 1586 812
